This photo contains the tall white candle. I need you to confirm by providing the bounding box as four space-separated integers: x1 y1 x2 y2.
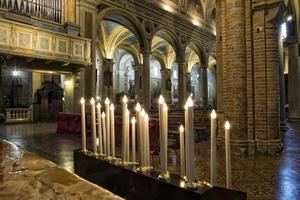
122 96 128 162
105 98 111 157
184 96 195 182
225 121 232 189
90 98 97 154
210 110 217 186
101 112 107 155
179 125 185 178
97 103 103 155
80 98 86 152
136 103 143 166
144 113 150 167
140 109 146 167
131 117 136 163
158 96 166 175
110 104 115 158
126 109 130 162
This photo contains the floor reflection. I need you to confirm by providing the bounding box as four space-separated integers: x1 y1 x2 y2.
1 122 300 199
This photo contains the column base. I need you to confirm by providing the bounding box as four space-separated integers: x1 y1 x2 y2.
255 139 283 154
223 139 283 155
280 120 289 131
64 22 80 36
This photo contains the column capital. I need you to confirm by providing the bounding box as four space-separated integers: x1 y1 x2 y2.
252 0 285 25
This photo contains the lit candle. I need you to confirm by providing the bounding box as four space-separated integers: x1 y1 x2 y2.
158 96 166 176
179 125 185 179
80 98 86 152
126 109 130 162
101 112 107 155
90 98 97 155
97 103 103 155
225 121 231 189
131 117 136 163
105 98 110 157
122 96 128 162
184 96 195 183
210 110 217 186
135 103 143 166
110 104 115 158
140 109 146 167
144 113 150 167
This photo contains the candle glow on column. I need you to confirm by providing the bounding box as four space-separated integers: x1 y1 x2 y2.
105 98 111 157
210 109 217 186
110 104 115 158
225 121 232 189
97 103 103 155
131 117 136 163
102 112 107 155
80 98 87 152
90 98 97 154
179 125 185 178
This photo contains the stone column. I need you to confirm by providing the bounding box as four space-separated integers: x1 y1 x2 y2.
64 74 75 112
161 69 172 103
142 52 151 111
102 58 114 100
134 64 141 101
278 29 285 126
202 66 208 108
288 41 300 120
64 0 79 36
177 60 187 109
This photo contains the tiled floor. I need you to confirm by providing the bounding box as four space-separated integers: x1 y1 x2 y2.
1 122 300 199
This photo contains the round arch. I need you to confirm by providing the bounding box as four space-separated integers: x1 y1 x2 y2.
184 41 207 66
97 8 146 49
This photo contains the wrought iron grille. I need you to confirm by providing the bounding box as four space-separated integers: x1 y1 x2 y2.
0 0 62 23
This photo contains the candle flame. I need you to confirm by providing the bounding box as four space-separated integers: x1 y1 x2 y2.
96 96 100 100
110 104 114 110
158 95 165 104
136 103 141 112
185 96 194 109
80 97 85 104
101 112 106 118
211 110 217 119
97 103 101 109
225 121 231 130
131 117 136 124
105 97 110 104
90 98 95 105
179 125 184 133
122 95 128 103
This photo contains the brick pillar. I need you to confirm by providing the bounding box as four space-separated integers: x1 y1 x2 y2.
142 52 151 111
178 60 187 109
216 0 223 112
288 42 300 120
253 6 283 153
224 0 247 143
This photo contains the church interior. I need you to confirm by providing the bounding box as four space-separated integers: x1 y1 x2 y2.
0 0 299 199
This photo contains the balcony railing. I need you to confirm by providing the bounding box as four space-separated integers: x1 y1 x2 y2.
0 0 62 23
5 108 32 123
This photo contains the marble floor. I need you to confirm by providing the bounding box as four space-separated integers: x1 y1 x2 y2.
0 140 123 200
0 122 300 200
